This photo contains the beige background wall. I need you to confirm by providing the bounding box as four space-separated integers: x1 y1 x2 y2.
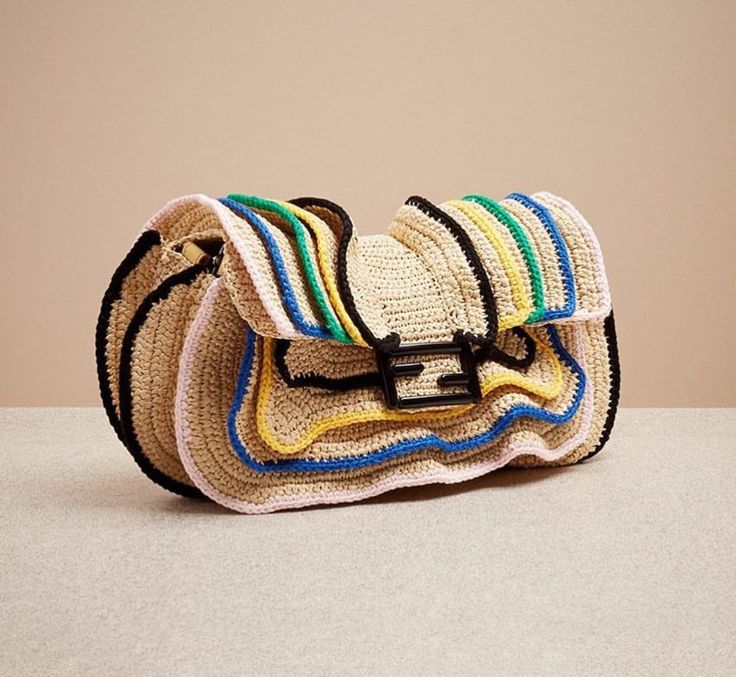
1 0 734 407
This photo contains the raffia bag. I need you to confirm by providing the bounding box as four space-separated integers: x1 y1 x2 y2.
96 191 620 513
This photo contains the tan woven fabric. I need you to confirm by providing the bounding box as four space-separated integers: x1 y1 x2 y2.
174 284 612 509
96 191 619 511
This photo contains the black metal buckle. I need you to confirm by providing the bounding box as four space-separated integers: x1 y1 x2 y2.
375 337 482 410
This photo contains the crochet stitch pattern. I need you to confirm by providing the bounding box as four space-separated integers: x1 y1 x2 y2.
247 329 566 455
96 229 162 443
219 198 334 340
96 189 620 512
227 194 353 344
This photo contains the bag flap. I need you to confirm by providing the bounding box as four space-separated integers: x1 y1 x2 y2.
143 191 611 350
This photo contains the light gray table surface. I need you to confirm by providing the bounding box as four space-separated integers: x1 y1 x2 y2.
1 408 734 677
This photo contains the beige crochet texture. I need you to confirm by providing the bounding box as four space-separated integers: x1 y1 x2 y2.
96 191 618 512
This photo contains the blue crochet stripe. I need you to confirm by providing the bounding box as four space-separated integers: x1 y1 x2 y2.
226 325 586 474
506 193 577 321
219 198 332 340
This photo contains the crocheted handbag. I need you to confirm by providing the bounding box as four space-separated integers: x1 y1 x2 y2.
96 191 620 513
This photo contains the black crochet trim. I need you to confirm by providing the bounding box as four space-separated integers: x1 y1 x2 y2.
578 311 621 463
405 195 499 345
95 229 161 445
117 265 209 499
288 196 378 346
474 327 536 369
274 326 536 392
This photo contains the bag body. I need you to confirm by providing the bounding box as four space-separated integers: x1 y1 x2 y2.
96 191 620 513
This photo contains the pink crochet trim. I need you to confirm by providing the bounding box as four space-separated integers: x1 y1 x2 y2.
174 278 225 498
533 191 612 321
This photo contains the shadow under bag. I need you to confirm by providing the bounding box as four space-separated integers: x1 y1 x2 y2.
96 191 620 512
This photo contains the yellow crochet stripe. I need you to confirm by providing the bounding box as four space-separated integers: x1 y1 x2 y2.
446 200 531 329
277 201 368 346
254 334 565 454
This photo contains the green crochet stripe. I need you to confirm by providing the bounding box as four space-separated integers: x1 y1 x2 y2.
463 194 546 323
228 194 352 344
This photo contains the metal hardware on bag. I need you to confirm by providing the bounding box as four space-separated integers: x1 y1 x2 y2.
375 337 482 410
207 248 224 276
181 241 224 276
181 242 211 266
